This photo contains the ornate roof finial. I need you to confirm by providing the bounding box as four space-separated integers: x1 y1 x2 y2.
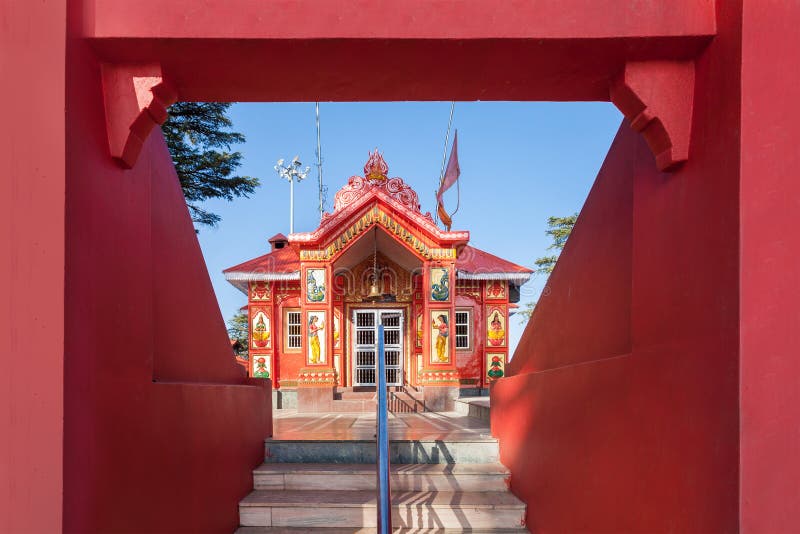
364 149 389 182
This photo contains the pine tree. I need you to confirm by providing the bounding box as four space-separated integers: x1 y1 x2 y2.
533 214 578 276
227 310 249 360
162 102 260 227
518 213 577 323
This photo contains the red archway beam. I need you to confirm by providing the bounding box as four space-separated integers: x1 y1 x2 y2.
101 63 177 169
610 61 695 172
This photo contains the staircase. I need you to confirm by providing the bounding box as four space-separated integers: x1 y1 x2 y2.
237 420 527 532
332 387 426 414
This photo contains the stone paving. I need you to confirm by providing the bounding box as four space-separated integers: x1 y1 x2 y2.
272 410 493 441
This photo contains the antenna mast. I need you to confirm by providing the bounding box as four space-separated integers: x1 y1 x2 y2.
315 102 325 220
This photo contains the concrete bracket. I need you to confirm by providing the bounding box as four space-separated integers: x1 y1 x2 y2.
101 63 177 169
610 60 695 172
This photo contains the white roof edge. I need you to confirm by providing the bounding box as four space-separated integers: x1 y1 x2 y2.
456 270 532 284
224 271 301 281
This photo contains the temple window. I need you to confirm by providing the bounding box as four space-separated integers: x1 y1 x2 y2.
285 309 302 350
455 309 472 350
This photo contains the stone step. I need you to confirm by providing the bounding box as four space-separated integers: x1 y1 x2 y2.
254 463 509 492
265 438 499 465
332 399 376 413
239 490 526 529
454 397 490 422
237 527 527 533
338 391 377 400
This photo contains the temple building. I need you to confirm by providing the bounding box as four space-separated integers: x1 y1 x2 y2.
223 151 532 411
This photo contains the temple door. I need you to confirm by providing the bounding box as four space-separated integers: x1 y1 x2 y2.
352 309 403 387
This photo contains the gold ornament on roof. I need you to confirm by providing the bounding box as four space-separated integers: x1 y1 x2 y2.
364 149 389 182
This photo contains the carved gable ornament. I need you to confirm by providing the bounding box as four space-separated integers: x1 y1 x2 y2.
332 150 424 216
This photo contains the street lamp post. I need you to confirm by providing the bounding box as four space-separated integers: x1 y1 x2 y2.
274 156 310 234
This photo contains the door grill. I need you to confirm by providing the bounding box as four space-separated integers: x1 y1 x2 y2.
353 309 403 387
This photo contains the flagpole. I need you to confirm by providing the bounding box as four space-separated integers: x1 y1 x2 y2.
435 102 456 227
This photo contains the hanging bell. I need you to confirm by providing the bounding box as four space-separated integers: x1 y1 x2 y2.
367 281 382 300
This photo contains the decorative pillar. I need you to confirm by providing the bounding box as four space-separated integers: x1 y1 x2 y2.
484 280 509 389
296 261 336 412
248 281 273 380
419 255 460 411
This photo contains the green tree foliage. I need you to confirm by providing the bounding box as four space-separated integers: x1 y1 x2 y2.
227 310 249 360
518 213 577 323
533 214 578 276
162 102 260 227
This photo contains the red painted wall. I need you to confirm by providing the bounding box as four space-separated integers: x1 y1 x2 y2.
59 10 272 533
0 2 66 533
5 1 800 532
492 2 743 529
739 2 800 531
455 294 484 386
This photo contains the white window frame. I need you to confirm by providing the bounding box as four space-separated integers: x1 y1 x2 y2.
284 309 302 351
455 308 472 351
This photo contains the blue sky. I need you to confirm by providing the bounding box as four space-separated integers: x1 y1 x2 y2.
197 101 623 353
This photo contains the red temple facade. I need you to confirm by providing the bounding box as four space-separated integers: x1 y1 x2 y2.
224 152 531 410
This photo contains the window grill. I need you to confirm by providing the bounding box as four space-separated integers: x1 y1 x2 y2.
455 309 471 350
286 310 301 349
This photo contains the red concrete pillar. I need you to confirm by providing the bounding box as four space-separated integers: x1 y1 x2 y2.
0 2 66 532
739 2 800 531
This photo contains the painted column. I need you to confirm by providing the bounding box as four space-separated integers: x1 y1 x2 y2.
419 254 460 410
483 280 509 388
296 261 336 412
248 281 273 380
331 284 344 388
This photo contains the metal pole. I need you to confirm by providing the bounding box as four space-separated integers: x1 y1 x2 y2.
376 322 391 533
289 177 294 234
316 102 324 220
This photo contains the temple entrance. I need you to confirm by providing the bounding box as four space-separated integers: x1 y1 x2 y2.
352 309 404 387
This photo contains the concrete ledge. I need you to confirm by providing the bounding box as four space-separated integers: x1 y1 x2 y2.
265 438 499 465
272 389 297 410
454 397 490 423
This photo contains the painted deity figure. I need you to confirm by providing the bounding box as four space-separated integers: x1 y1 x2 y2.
307 270 325 302
431 269 450 302
333 314 340 348
308 315 325 364
488 311 505 346
433 314 449 362
487 355 504 380
252 314 270 348
254 357 270 379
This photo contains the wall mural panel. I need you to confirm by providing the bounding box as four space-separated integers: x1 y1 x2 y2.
487 306 507 348
486 353 505 381
251 309 271 349
307 310 327 365
253 355 271 379
416 310 423 348
430 267 450 302
306 268 327 303
430 309 451 364
333 309 341 350
485 280 506 300
250 281 271 301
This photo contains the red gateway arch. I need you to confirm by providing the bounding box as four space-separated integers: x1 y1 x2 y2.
2 1 799 532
